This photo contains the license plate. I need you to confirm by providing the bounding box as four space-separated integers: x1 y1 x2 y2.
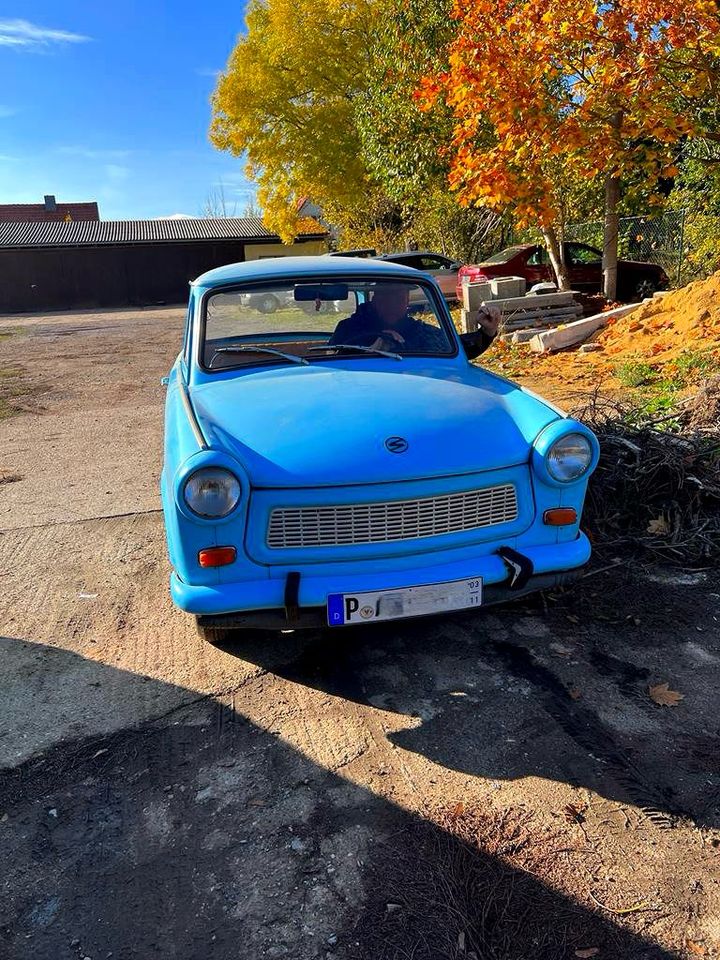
327 576 482 627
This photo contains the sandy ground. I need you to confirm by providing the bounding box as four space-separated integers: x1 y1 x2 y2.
0 307 718 960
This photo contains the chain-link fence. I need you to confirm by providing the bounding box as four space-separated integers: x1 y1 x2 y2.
564 210 686 286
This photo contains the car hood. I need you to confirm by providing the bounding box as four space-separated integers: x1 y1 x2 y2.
190 363 560 487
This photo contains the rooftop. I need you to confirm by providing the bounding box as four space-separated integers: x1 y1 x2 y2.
0 198 99 224
0 216 326 249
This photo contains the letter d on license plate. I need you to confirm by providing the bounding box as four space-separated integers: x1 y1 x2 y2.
327 576 482 626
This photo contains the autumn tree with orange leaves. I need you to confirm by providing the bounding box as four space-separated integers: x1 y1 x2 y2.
419 0 720 298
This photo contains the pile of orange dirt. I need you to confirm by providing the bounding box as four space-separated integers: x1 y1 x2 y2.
521 271 720 392
598 271 720 362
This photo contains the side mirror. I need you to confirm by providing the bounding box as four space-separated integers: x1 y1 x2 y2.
459 330 488 361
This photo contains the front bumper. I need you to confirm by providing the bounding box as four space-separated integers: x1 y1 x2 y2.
171 533 591 627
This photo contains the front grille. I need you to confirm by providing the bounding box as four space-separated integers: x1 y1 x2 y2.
266 484 518 549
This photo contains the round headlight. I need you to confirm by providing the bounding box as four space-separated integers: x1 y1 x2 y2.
546 432 593 482
183 467 241 518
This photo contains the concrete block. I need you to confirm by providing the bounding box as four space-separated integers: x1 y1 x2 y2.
511 327 548 343
460 308 479 333
490 275 526 299
463 281 493 312
528 302 641 353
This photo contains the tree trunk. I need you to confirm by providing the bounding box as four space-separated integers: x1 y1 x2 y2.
542 225 570 290
603 173 620 301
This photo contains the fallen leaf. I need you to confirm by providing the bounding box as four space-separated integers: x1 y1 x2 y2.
647 516 670 535
575 949 599 958
451 801 466 817
569 687 582 700
649 682 684 707
563 803 586 824
687 941 706 956
550 642 573 656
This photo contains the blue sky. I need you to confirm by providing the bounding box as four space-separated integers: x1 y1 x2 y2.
0 3 255 219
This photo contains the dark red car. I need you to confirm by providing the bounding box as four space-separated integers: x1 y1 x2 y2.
457 242 669 302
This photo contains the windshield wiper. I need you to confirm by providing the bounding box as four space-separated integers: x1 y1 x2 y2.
307 343 403 361
208 345 309 368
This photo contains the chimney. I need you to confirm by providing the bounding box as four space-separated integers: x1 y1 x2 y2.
44 194 57 212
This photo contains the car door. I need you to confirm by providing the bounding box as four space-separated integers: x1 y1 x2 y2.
524 246 554 286
564 243 603 292
414 254 459 298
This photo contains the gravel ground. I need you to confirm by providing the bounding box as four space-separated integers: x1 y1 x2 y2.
0 307 718 960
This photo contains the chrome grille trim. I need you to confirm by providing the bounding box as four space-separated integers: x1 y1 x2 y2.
266 484 518 548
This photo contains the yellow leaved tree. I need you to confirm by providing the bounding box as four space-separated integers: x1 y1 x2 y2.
210 0 379 243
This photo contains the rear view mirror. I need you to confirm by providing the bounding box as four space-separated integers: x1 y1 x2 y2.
459 330 488 361
294 283 349 302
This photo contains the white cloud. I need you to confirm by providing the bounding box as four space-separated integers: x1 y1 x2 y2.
0 19 90 50
156 213 194 220
196 67 220 78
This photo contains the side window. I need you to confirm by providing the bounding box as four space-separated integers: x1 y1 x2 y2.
418 256 448 270
567 244 601 265
526 247 549 266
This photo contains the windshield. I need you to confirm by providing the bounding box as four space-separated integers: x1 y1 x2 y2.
481 246 525 265
201 277 455 370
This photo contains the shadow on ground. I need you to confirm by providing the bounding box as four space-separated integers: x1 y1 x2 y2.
0 634 681 960
218 566 720 831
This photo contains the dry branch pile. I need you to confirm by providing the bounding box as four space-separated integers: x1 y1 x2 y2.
574 380 720 567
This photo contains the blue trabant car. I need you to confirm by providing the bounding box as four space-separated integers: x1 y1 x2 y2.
161 256 599 641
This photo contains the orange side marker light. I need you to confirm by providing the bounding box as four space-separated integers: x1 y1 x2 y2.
543 508 578 526
198 546 237 568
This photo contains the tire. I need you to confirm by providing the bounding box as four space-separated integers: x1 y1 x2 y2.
635 277 658 301
196 619 229 646
255 293 280 314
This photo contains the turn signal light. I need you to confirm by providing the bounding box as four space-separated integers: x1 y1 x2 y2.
198 546 237 568
543 508 578 526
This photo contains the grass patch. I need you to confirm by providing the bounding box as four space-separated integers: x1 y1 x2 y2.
0 326 22 343
614 358 657 387
669 348 720 387
0 365 28 419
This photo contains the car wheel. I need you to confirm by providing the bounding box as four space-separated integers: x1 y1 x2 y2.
196 619 229 646
256 293 280 314
635 278 658 301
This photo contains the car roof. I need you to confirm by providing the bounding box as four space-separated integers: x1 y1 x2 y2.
192 255 424 287
377 251 449 260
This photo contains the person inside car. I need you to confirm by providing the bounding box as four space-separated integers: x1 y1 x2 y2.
329 284 500 354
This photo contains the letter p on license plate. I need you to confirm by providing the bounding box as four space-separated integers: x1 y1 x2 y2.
327 576 482 626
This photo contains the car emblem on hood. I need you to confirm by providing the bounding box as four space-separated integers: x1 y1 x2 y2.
385 436 409 454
